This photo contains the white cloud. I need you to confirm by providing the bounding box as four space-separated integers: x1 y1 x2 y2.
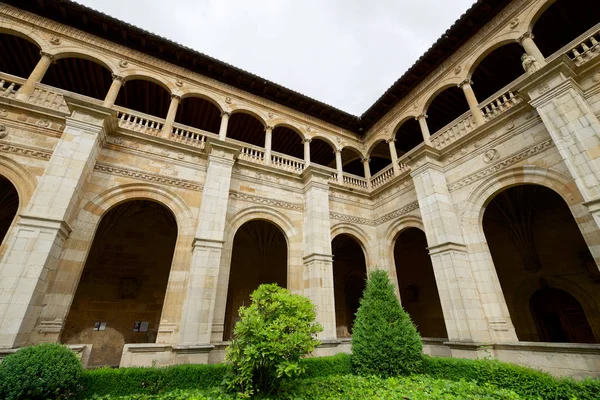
77 0 475 114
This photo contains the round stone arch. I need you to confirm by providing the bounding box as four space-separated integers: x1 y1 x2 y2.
0 24 49 52
179 89 225 113
392 114 419 140
309 133 340 152
120 71 175 95
331 223 372 268
523 0 560 33
465 36 523 81
212 206 302 341
228 106 268 127
52 47 118 74
270 121 307 141
419 77 465 117
0 155 37 211
512 274 600 343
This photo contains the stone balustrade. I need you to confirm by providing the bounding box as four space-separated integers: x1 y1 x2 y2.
27 85 70 113
569 25 600 66
430 111 476 150
371 164 395 188
481 89 523 122
116 109 164 136
398 162 411 176
342 172 368 190
171 123 213 149
239 143 266 164
270 151 305 174
0 73 21 99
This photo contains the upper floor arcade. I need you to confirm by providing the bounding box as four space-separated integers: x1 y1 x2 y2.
0 0 599 194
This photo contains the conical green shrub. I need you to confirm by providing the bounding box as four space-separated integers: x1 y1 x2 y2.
351 269 423 377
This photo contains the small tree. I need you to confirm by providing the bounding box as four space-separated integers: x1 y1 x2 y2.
225 283 323 397
352 269 423 377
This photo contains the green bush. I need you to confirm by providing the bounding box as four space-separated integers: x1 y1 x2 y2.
301 353 352 378
0 343 83 400
351 269 423 377
81 363 228 398
421 355 600 400
224 283 323 397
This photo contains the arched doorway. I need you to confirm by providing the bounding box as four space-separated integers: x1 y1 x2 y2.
0 176 19 246
394 228 447 338
483 184 599 343
41 57 113 100
224 220 287 340
61 200 178 367
530 287 595 344
332 234 367 338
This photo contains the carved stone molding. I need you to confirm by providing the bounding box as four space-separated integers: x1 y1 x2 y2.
448 139 554 191
0 143 52 160
229 191 303 211
94 163 202 191
0 124 7 139
374 201 419 225
329 212 373 226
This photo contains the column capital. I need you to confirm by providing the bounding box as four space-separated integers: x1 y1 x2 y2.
265 125 274 131
517 31 534 44
220 111 231 118
385 137 395 144
170 94 182 101
415 114 428 121
111 74 125 82
39 51 55 61
303 138 312 144
334 148 343 154
457 78 473 89
361 157 370 163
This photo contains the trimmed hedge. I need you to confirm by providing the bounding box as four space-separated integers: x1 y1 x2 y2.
81 355 351 398
421 355 600 400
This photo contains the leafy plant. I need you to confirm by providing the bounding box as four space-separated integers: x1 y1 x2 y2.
352 269 423 377
0 343 83 400
224 283 323 397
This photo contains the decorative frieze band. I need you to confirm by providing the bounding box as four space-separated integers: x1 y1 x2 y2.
229 191 304 211
94 163 202 191
329 212 373 226
448 139 554 191
0 143 52 160
330 201 419 226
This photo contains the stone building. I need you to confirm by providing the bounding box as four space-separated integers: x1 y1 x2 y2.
0 0 599 378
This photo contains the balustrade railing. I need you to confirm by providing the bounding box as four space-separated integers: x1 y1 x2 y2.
27 86 70 113
171 124 210 149
116 109 164 136
0 77 19 99
480 89 522 122
430 111 476 150
567 25 600 66
270 151 305 174
370 164 394 188
398 162 411 176
342 172 368 190
239 144 266 164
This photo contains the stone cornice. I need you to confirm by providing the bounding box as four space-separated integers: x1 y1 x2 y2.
229 191 303 211
329 201 419 227
0 141 52 161
94 162 202 191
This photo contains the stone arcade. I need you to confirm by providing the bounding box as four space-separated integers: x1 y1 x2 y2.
0 0 599 378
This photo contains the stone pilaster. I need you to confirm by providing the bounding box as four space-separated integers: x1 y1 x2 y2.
410 147 515 344
524 57 600 230
179 140 240 346
301 166 336 340
0 98 114 348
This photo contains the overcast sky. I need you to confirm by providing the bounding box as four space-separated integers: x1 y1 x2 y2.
77 0 475 115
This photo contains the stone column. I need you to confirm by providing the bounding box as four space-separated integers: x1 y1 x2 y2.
458 79 485 126
0 98 113 348
102 74 124 108
301 166 336 341
218 112 230 141
303 139 311 166
264 125 273 165
335 149 343 183
179 140 240 348
416 114 432 145
410 148 515 345
387 138 400 176
161 94 180 138
517 32 546 66
362 158 371 188
525 59 600 230
17 51 54 100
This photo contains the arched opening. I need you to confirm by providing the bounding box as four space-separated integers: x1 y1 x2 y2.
394 118 423 156
426 86 470 135
226 112 265 147
483 184 599 343
61 200 178 367
341 147 364 177
369 141 392 176
0 176 19 246
42 57 112 100
332 234 367 338
532 0 599 58
224 220 287 340
471 43 525 102
175 96 221 134
115 79 171 118
0 33 39 79
272 126 304 159
530 287 595 343
310 138 336 168
394 228 447 338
